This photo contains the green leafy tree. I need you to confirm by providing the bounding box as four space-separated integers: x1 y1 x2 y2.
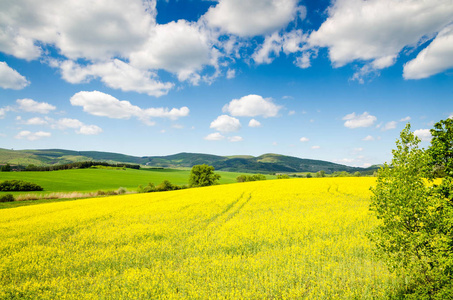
1 163 11 172
429 118 453 178
369 124 453 298
189 164 221 187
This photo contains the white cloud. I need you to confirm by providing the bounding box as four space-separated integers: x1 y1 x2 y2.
23 117 48 125
414 129 432 141
311 145 320 149
343 112 377 129
210 115 241 133
0 1 224 89
20 116 103 135
0 62 30 89
15 130 51 141
362 135 375 141
228 136 243 142
204 132 225 141
252 30 310 65
336 158 355 164
0 0 155 61
172 124 184 129
129 20 215 84
404 24 453 79
76 125 103 135
300 137 309 142
53 118 84 130
226 69 236 79
253 32 284 64
309 0 453 75
0 108 7 119
70 91 189 124
248 119 262 128
56 59 173 97
223 94 281 118
288 110 296 116
17 99 56 114
400 116 411 122
382 121 398 131
204 0 301 37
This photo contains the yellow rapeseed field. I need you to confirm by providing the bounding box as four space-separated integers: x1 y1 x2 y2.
0 178 400 299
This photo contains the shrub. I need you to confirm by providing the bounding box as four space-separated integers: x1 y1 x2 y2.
117 187 127 195
156 180 177 192
0 180 43 191
236 174 267 182
277 174 290 179
138 183 156 193
0 194 15 202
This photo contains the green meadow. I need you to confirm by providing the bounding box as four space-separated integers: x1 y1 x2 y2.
0 167 273 200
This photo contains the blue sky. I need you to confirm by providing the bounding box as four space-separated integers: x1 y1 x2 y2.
0 0 452 167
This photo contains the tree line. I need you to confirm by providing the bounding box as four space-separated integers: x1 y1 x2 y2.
15 161 141 171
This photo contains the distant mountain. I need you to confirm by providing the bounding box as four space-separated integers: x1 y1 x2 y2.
0 148 378 174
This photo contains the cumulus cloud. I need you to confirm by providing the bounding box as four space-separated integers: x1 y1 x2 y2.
311 145 320 149
17 99 56 114
382 121 398 131
70 91 189 125
309 0 453 79
55 59 173 97
400 116 411 122
210 115 241 133
248 119 262 128
404 24 453 79
223 94 281 118
252 30 310 65
0 108 6 119
414 129 432 141
362 135 375 141
204 132 225 141
226 69 236 79
300 137 309 142
204 0 301 37
228 136 243 142
310 0 453 67
0 62 30 89
23 117 48 125
53 118 84 130
129 20 215 84
76 125 103 135
343 112 377 129
0 0 222 89
15 130 51 141
20 116 103 135
0 0 155 61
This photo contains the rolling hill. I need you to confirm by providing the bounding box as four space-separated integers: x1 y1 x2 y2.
0 148 377 174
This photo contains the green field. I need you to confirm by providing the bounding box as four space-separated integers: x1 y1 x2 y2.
0 167 274 196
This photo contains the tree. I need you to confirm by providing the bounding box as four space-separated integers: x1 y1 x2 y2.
1 163 11 172
189 164 221 187
369 123 453 298
429 118 453 178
